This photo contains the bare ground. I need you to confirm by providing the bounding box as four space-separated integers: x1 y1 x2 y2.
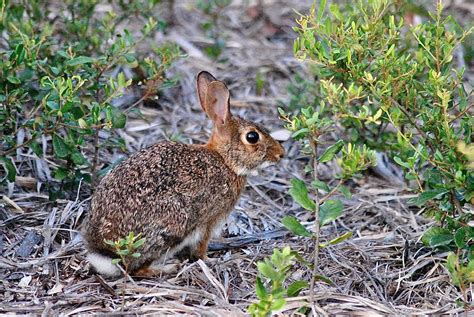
1 0 473 315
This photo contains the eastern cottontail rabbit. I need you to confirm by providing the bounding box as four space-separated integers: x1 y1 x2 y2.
84 71 285 277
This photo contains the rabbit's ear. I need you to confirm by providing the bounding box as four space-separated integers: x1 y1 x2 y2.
205 81 231 125
196 71 217 112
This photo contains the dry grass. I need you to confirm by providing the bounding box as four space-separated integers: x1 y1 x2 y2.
1 0 473 315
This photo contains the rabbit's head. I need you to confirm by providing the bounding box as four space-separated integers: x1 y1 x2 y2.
197 71 285 176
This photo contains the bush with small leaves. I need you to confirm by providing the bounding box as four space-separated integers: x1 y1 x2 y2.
279 103 376 298
290 0 473 301
0 0 181 199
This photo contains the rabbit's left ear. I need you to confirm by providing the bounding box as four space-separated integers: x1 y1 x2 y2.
196 71 217 112
205 81 231 125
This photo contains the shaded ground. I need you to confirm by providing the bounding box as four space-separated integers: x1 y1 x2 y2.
1 0 473 315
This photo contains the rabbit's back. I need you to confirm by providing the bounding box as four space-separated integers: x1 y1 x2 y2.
85 142 246 262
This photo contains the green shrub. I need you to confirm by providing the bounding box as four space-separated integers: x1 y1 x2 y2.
0 0 181 199
290 0 473 299
277 104 375 309
248 247 305 317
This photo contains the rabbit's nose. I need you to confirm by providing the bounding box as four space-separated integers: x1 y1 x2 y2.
274 144 285 161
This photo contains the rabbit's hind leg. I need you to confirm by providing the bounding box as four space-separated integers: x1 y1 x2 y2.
193 217 227 260
192 230 211 260
194 228 212 260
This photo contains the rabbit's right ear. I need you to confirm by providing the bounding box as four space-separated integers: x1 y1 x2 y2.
205 81 231 125
197 71 218 112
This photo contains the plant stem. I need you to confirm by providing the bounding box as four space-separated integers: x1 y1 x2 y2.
90 128 100 188
320 179 344 204
309 137 321 304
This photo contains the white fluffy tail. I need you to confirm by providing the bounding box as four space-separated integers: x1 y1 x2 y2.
87 252 121 277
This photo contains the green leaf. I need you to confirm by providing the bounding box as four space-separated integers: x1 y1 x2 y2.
133 238 146 249
117 249 130 256
14 43 25 64
52 134 69 158
329 4 343 21
422 227 453 247
111 108 126 128
7 75 21 84
291 128 310 139
123 53 137 64
445 252 461 287
131 252 141 258
104 239 115 246
30 141 43 156
319 199 343 226
316 0 327 23
394 156 411 169
311 179 330 192
53 167 69 181
314 274 333 285
289 178 316 211
111 258 121 265
339 185 352 199
322 231 352 247
66 56 94 66
46 100 59 110
454 227 473 249
255 277 267 299
281 216 311 237
257 261 278 281
117 72 127 88
0 156 17 182
408 189 448 206
287 280 309 297
118 239 127 247
319 140 344 163
270 298 286 311
71 152 87 165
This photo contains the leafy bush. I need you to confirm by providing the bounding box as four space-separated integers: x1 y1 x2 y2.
277 104 375 309
248 247 306 317
290 0 473 298
0 0 180 198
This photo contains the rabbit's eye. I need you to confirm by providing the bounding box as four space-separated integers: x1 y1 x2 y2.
246 131 259 144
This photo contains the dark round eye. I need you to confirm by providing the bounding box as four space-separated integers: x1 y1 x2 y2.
246 131 259 144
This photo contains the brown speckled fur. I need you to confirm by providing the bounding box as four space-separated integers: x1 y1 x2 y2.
84 72 284 275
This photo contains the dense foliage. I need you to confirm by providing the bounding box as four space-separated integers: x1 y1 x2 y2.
0 0 180 198
251 0 473 314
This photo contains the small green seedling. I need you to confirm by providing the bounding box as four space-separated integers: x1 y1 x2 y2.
104 232 146 273
248 247 308 317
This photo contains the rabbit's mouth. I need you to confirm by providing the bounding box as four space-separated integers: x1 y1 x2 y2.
254 161 277 174
234 161 274 176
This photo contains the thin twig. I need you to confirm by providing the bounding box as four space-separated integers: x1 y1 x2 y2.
90 128 100 188
319 179 344 204
309 138 321 307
